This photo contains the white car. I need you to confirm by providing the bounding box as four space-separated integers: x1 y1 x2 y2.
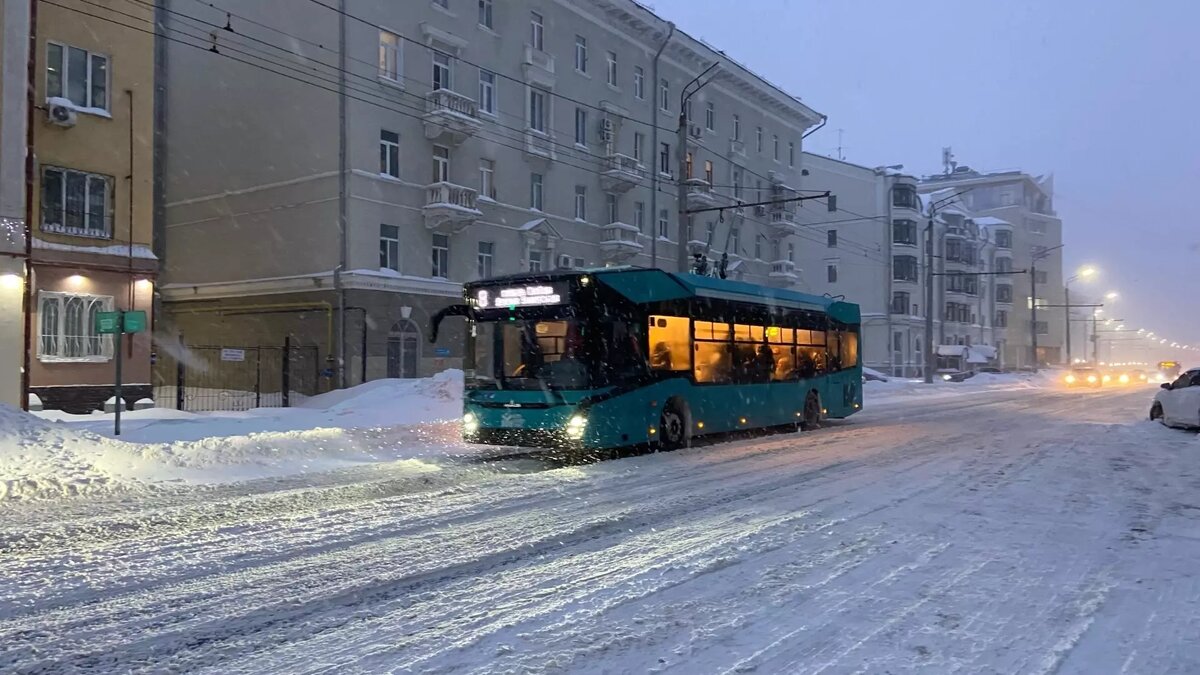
1150 368 1200 429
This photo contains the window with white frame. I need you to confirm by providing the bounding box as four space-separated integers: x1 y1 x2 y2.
380 224 400 271
756 126 763 153
574 35 588 73
432 233 450 278
704 160 713 185
528 249 544 272
773 134 779 161
478 0 493 29
574 185 587 220
788 141 795 167
378 31 400 81
432 145 450 183
606 193 618 224
432 51 452 90
754 234 763 260
46 43 108 112
658 208 669 239
659 78 670 111
530 12 544 51
41 167 111 238
478 70 496 115
530 172 543 210
659 142 670 175
633 66 644 99
606 51 617 86
528 87 547 132
479 158 495 199
732 114 740 140
705 102 714 131
574 107 587 146
477 241 494 278
633 132 644 162
379 129 400 178
634 201 645 232
730 226 740 254
38 291 114 362
787 242 795 263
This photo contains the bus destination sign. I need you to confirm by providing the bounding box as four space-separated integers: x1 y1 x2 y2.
476 283 566 309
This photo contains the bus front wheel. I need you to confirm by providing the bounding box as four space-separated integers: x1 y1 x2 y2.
659 401 688 451
801 392 822 431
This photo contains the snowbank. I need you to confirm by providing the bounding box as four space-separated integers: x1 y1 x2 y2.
864 371 1058 404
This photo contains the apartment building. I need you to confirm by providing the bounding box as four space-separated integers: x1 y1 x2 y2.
158 0 823 385
0 0 30 407
15 0 158 412
920 163 1065 368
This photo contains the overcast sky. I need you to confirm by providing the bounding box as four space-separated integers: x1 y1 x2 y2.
650 0 1199 358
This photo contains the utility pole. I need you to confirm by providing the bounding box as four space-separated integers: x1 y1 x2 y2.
1092 311 1099 363
648 22 673 269
923 191 969 383
1030 259 1038 372
676 63 719 274
1064 285 1072 364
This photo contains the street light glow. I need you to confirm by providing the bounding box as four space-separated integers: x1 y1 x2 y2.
1078 266 1097 278
1105 291 1119 300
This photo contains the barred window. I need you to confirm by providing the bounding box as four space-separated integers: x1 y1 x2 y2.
42 167 111 238
38 291 114 362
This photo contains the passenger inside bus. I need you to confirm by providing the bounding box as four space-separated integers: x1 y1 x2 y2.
651 341 673 370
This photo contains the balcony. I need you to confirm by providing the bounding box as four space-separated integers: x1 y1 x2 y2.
684 178 718 211
522 45 555 87
599 221 643 263
768 260 799 286
767 207 798 238
729 139 746 157
423 89 482 145
600 153 644 193
422 182 481 232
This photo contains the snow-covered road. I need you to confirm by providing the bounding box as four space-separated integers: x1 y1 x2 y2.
3 386 1199 673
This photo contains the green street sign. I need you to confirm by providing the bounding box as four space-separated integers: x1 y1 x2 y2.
95 311 122 335
122 310 148 334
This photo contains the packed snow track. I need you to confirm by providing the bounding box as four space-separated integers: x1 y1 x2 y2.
3 386 1199 673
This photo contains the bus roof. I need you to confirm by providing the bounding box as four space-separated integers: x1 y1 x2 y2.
467 267 861 324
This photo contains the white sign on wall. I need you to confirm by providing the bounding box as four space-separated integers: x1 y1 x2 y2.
220 348 246 362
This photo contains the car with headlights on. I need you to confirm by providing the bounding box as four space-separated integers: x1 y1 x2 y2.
1064 366 1103 388
1150 368 1200 429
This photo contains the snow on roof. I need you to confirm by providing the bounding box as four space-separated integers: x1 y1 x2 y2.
33 239 157 260
972 216 1012 227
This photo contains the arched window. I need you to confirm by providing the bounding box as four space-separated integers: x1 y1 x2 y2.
387 319 421 378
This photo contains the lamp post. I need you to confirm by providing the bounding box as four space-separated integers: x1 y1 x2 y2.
1064 265 1097 365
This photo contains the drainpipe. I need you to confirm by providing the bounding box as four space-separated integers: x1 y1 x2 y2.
20 0 36 411
334 0 348 388
648 21 674 269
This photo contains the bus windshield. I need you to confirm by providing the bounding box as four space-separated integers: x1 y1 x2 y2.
470 318 647 390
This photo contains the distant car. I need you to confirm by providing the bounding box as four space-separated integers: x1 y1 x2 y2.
1131 369 1149 384
941 370 976 383
1150 368 1200 429
1064 367 1102 388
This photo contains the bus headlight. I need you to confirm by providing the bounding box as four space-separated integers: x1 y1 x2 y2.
1065 374 1076 384
565 414 587 440
1087 375 1098 384
463 412 479 435
1119 374 1130 384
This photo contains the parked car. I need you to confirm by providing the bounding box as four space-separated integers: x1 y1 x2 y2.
1150 368 1200 429
1064 366 1103 388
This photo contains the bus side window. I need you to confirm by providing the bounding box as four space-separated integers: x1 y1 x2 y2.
648 316 691 372
840 330 859 368
694 320 731 383
826 329 842 372
767 326 795 381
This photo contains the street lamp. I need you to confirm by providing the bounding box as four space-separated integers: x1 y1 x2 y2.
1064 265 1098 365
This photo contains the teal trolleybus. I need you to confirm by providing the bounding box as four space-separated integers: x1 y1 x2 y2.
430 267 861 452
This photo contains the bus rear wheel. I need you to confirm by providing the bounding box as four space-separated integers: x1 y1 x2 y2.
801 392 822 431
659 402 687 451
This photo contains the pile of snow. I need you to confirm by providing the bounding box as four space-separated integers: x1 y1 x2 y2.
864 371 1052 404
0 405 127 501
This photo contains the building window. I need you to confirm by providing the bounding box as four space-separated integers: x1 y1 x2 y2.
685 152 693 180
530 172 543 210
754 234 763 260
1031 320 1049 335
378 31 400 81
787 242 795 263
633 132 644 162
729 227 740 253
773 135 779 161
432 145 450 183
528 88 547 132
46 43 108 111
995 229 1012 248
996 284 1013 303
528 249 543 272
478 0 493 29
660 78 670 111
606 51 618 86
659 142 671 175
530 12 544 51
995 257 1013 274
38 291 114 362
574 35 588 73
379 130 400 178
733 169 742 199
892 219 918 245
574 107 587 146
827 264 838 283
891 291 910 315
1030 218 1047 235
574 185 587 220
893 255 918 282
606 193 618 224
995 310 1008 328
705 221 716 244
705 102 714 131
477 241 494 278
478 70 496 115
633 66 644 99
634 201 645 232
732 114 740 140
756 126 763 152
432 233 450 278
684 99 693 123
704 160 713 185
892 185 919 209
827 229 838 248
479 158 495 199
788 141 795 167
380 224 400 271
658 208 669 239
41 167 111 238
432 51 452 90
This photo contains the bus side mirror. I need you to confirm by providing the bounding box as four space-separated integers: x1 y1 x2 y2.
1161 383 1171 390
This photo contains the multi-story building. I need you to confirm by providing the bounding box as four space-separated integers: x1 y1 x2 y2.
0 0 31 407
16 0 158 412
158 0 823 385
920 161 1065 368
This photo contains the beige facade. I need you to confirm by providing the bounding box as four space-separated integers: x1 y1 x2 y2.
26 0 157 411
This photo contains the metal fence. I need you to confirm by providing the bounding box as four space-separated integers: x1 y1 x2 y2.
154 340 322 412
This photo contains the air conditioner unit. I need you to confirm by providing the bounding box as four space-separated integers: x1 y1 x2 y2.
688 124 703 139
598 117 614 143
754 205 767 217
47 100 77 128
